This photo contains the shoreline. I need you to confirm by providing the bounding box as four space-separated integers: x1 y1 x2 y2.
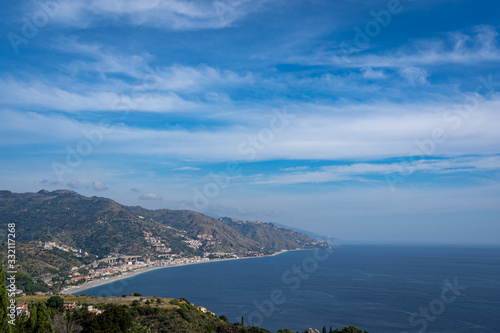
61 249 297 295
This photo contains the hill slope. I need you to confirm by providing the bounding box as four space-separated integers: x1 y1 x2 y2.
219 217 329 251
0 190 330 275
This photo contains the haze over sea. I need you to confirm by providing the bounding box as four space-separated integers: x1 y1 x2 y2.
78 245 500 332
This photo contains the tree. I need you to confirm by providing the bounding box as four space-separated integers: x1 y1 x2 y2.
46 295 64 309
27 303 37 333
52 312 82 333
0 264 12 333
323 326 327 333
88 306 132 333
33 301 54 333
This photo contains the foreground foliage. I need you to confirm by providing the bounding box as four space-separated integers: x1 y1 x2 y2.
5 292 368 333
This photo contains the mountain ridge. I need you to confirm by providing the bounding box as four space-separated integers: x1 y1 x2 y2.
0 189 330 276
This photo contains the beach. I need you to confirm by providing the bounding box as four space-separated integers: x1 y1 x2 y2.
61 249 291 295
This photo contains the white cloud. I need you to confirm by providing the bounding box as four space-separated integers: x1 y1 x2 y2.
0 78 197 113
139 193 163 200
311 25 500 68
67 180 79 189
361 67 386 80
253 155 500 185
151 65 254 93
175 167 201 171
26 0 270 30
92 181 108 191
399 67 428 86
281 166 310 172
2 94 500 161
0 38 256 113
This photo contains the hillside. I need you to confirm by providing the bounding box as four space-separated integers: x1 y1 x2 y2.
0 190 330 276
219 217 329 251
7 294 368 333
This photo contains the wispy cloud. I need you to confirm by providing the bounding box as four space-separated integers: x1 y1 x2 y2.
399 67 428 86
92 180 108 191
24 0 271 30
2 95 500 160
361 67 386 80
67 180 79 189
174 166 201 171
0 78 197 113
307 25 500 68
254 155 500 185
139 192 163 200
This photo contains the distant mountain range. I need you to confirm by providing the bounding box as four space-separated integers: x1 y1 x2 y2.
0 190 330 276
271 222 341 246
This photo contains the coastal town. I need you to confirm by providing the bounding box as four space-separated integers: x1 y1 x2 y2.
13 239 287 298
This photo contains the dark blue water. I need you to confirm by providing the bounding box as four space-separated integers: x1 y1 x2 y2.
79 245 500 332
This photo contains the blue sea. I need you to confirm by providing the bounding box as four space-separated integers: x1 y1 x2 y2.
78 245 500 333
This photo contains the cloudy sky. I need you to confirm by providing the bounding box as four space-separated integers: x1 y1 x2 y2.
1 0 499 243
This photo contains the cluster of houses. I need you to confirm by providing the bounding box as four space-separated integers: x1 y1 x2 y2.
196 234 221 250
14 302 101 318
143 231 172 253
57 255 211 292
183 238 203 249
41 242 88 258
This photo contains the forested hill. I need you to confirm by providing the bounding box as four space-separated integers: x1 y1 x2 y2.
0 190 329 265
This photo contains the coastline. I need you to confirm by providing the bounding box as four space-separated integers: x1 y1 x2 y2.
61 249 295 295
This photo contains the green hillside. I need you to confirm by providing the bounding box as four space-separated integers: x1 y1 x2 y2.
0 190 330 276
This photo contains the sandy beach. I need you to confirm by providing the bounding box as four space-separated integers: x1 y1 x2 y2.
61 249 291 295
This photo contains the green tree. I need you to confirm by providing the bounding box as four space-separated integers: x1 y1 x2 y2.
88 306 132 333
46 295 64 309
27 303 37 333
0 264 12 333
323 326 327 333
34 301 54 333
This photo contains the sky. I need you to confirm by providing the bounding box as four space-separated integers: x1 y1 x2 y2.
1 0 499 244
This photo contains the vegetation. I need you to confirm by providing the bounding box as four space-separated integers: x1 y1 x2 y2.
16 301 55 333
13 273 50 294
46 296 64 310
332 326 369 333
0 190 329 277
6 295 368 333
1 264 11 332
219 217 329 251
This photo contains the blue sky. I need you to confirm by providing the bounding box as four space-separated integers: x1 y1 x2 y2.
1 0 499 243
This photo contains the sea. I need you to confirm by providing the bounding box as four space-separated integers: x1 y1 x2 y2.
78 244 500 333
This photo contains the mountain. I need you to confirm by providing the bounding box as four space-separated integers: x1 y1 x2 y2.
0 190 330 275
219 217 329 252
271 222 341 245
